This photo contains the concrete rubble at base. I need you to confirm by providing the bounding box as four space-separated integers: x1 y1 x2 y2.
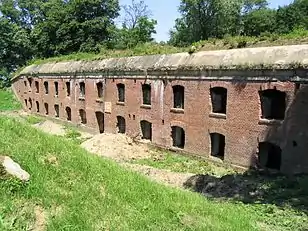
0 156 30 181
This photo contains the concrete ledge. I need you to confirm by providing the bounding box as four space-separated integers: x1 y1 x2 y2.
16 45 308 80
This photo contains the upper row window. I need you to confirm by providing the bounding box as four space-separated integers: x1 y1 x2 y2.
210 87 227 114
117 83 125 102
259 89 286 120
79 82 85 97
173 85 184 109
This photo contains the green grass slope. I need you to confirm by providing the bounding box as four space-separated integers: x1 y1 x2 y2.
0 116 259 230
0 89 21 111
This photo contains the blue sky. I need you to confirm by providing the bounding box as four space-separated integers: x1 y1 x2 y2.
118 0 294 41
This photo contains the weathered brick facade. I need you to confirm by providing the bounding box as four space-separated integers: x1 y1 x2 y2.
12 45 308 174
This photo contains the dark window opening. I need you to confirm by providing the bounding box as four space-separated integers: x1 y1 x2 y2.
117 116 126 134
44 81 49 94
27 78 33 88
24 81 27 87
97 82 103 98
79 82 85 97
95 111 104 133
36 101 39 112
140 120 152 141
66 82 71 96
24 99 28 107
66 107 72 121
173 85 184 109
54 82 59 96
171 126 185 148
210 133 225 159
259 89 286 120
258 142 281 170
293 141 298 147
35 81 39 93
117 83 125 102
28 98 32 110
54 104 59 117
79 109 87 124
44 103 49 115
210 87 227 114
142 84 151 105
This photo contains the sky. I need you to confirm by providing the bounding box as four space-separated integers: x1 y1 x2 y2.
118 0 294 42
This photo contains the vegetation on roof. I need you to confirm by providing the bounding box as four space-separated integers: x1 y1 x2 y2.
1 0 308 84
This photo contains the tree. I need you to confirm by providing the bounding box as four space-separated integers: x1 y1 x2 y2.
122 0 151 29
242 0 268 14
0 17 32 72
242 8 276 36
275 0 308 34
0 0 121 57
169 0 244 46
115 0 157 49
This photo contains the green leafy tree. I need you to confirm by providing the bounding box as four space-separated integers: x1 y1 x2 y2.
242 8 276 36
114 0 157 49
169 0 244 46
275 0 308 34
0 17 32 72
0 0 120 57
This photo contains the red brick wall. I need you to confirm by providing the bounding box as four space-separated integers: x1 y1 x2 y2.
13 75 304 173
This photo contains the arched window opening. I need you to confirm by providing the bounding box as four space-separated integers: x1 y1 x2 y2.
36 101 39 112
97 82 104 98
66 107 72 121
79 82 85 97
54 82 59 96
79 109 87 124
44 103 49 115
117 116 126 133
44 81 49 94
117 83 125 102
142 84 151 105
140 120 152 141
258 142 281 170
172 85 184 109
171 126 185 148
210 133 225 159
54 104 59 117
66 82 71 96
95 111 104 133
35 81 39 93
210 87 227 114
259 89 286 120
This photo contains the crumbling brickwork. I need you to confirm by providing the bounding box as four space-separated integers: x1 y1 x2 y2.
12 45 308 174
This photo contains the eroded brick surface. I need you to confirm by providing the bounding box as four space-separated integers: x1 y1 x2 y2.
13 75 307 173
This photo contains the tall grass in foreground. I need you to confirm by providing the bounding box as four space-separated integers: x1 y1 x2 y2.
0 89 21 111
0 116 259 230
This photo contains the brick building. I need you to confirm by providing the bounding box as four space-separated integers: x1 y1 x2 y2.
12 45 308 174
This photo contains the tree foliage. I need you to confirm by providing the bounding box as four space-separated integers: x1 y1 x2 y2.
111 0 157 49
169 0 308 46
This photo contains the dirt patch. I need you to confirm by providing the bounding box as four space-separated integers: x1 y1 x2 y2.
122 163 194 188
32 206 47 231
33 120 66 136
81 133 154 161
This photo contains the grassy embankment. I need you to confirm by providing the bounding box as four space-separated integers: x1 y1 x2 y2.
25 28 308 66
0 89 258 231
0 89 307 230
0 89 21 111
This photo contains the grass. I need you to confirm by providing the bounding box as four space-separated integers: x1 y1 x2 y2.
0 89 21 111
133 150 236 177
0 90 307 230
24 115 45 125
22 29 308 68
0 116 262 230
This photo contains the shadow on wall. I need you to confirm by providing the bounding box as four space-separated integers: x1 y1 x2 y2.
183 84 308 212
